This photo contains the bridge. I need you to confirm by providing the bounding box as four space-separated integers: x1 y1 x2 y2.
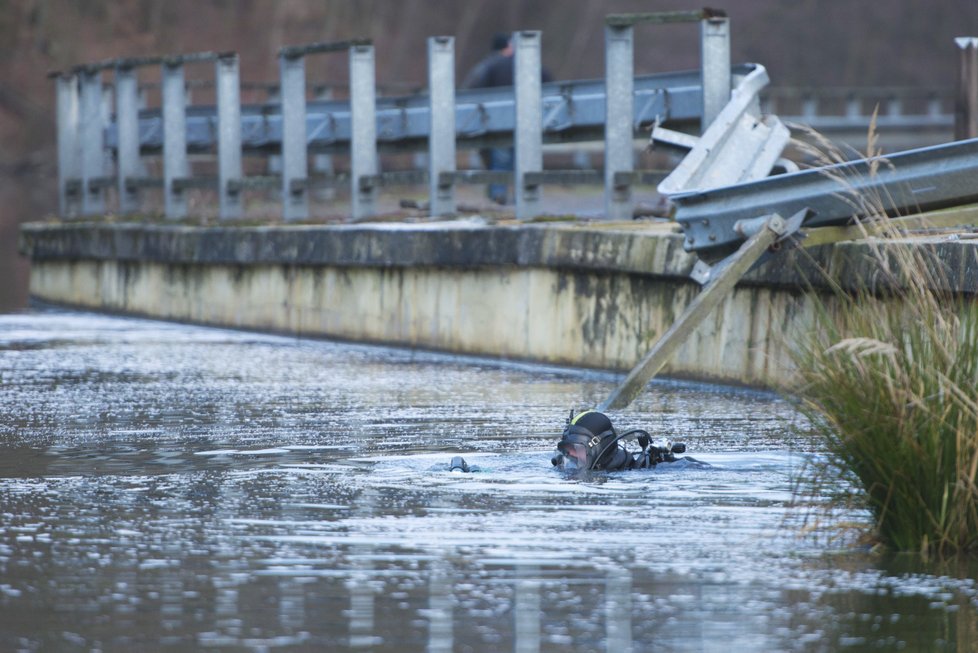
25 13 978 399
51 9 971 229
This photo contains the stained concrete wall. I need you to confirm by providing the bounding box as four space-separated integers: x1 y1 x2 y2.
20 220 978 387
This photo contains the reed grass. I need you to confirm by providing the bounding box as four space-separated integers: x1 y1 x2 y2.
787 115 978 555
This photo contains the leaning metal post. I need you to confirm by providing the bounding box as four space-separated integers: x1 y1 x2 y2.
55 73 80 218
604 23 634 221
216 53 243 220
162 60 189 219
79 68 105 216
700 14 731 132
599 213 787 411
955 37 978 140
514 30 543 221
279 51 309 221
350 43 378 221
427 36 456 217
114 64 140 214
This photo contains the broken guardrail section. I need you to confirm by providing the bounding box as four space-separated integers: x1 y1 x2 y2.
666 135 978 265
654 63 795 195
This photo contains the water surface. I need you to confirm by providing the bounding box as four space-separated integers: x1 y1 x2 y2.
1 310 976 651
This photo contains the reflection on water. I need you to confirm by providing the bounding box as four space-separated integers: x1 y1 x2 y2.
1 309 977 651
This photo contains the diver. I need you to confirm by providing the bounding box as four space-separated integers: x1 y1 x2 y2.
551 409 687 472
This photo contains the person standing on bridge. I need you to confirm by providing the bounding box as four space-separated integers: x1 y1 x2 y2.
462 32 552 205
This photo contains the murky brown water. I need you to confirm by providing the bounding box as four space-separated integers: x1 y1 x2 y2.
1 309 977 651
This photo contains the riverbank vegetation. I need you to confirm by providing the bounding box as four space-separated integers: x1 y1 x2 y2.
789 124 978 556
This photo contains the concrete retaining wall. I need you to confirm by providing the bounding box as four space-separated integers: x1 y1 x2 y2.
20 220 978 387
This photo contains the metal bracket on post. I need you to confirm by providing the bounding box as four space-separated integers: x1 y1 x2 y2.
280 51 308 221
599 213 787 411
114 64 140 214
54 73 80 218
216 53 243 220
162 59 188 219
700 13 731 133
427 36 456 217
514 30 543 221
79 68 105 216
350 43 378 221
604 23 634 221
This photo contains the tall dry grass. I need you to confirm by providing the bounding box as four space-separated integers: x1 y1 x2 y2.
787 115 978 555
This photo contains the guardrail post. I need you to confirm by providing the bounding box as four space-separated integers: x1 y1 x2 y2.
350 43 377 220
427 36 456 217
280 51 308 221
886 95 903 118
514 30 542 221
79 68 105 215
955 37 978 140
55 74 80 218
846 93 861 120
162 60 188 219
115 64 140 214
802 94 817 121
700 13 731 131
216 53 243 220
604 23 634 221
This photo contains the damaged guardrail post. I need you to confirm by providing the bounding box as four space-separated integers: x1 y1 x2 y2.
599 213 788 411
956 37 978 140
114 63 140 214
279 48 308 221
514 30 543 221
162 58 189 219
54 73 80 218
350 42 378 221
604 21 634 221
700 12 731 132
216 52 243 220
79 67 106 216
427 36 456 217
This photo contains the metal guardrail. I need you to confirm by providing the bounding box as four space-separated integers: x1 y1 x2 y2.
53 12 735 222
670 136 978 263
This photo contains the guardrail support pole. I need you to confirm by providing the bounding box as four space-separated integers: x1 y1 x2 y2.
162 60 188 219
514 30 543 221
955 37 978 140
217 53 243 220
115 65 140 214
604 23 634 221
427 36 456 217
280 52 308 221
700 14 731 132
79 68 105 215
55 74 80 218
350 43 377 221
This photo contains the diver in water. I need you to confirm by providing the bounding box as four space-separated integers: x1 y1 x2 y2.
551 409 686 472
442 409 689 473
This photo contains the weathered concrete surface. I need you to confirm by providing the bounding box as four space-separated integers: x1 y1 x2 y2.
18 220 978 386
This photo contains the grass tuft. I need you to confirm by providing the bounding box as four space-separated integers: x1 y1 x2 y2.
787 115 978 556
